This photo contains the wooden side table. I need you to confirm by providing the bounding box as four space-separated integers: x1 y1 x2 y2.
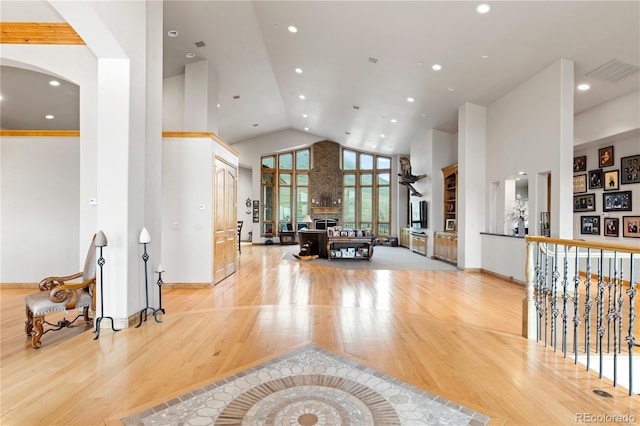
279 231 298 245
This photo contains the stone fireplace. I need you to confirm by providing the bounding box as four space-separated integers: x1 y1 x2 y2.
310 141 343 224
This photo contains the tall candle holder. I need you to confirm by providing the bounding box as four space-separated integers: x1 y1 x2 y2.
156 264 165 314
93 230 121 340
136 227 162 327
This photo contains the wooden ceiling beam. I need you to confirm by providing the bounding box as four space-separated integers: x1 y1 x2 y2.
0 22 85 45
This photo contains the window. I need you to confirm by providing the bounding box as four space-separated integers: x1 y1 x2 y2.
261 149 310 236
342 149 392 236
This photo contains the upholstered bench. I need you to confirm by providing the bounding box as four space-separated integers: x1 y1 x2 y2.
24 236 96 349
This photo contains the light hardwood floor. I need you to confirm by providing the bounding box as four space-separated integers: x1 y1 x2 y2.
1 244 638 425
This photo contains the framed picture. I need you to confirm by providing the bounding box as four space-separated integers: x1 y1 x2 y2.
573 155 587 172
603 170 619 191
573 194 595 212
573 174 587 193
252 200 260 223
580 216 600 235
588 169 603 189
620 154 640 185
602 191 632 212
623 216 640 238
445 219 456 231
598 146 614 167
603 218 619 237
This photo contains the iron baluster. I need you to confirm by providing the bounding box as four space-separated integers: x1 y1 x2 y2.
551 245 560 351
625 254 636 396
597 252 606 378
584 248 592 371
561 245 569 358
572 246 581 364
617 259 624 354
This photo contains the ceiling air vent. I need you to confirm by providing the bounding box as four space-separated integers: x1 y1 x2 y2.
352 105 360 110
586 59 639 82
233 95 240 100
194 41 206 48
368 57 378 64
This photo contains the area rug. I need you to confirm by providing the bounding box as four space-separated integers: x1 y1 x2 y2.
281 245 458 271
122 345 489 425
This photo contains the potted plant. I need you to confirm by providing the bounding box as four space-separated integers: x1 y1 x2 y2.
505 194 528 236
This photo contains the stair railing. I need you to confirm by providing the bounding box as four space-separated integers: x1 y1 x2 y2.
524 236 639 395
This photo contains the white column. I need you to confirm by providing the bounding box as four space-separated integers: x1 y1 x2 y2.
458 103 486 269
95 58 132 326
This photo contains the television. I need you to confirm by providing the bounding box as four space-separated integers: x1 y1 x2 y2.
410 201 428 229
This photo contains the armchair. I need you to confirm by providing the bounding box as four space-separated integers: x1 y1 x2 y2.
24 235 97 349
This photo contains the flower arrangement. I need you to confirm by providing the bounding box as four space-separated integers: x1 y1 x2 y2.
505 194 528 225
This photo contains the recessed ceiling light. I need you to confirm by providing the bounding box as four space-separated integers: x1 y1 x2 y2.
0 95 3 101
481 53 489 59
288 25 298 33
299 94 306 100
45 114 54 119
380 134 386 138
577 83 591 91
391 118 397 123
295 68 303 74
418 61 424 66
421 113 427 117
216 104 221 108
448 88 455 92
167 30 179 37
185 52 195 59
304 127 309 131
273 24 279 29
406 97 415 103
432 64 442 71
518 171 526 175
49 80 60 86
476 4 491 14
302 114 308 118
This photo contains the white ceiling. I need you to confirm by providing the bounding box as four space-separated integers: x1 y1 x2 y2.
1 1 639 155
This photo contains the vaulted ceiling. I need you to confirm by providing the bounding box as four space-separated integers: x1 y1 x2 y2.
1 1 639 154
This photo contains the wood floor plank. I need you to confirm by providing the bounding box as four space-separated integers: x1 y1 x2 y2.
1 244 638 425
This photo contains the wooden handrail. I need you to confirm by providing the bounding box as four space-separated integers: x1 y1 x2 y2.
525 235 640 254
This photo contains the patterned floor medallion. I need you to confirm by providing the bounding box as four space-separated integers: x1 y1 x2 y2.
122 345 490 425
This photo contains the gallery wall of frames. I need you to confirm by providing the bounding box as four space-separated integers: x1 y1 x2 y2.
573 135 639 240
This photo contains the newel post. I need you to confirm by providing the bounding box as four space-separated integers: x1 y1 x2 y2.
523 238 537 339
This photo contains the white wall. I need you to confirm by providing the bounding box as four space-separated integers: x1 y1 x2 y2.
574 90 640 145
161 137 213 283
481 59 574 280
0 137 80 282
0 45 98 268
163 75 185 131
237 166 253 241
486 59 574 239
481 234 526 283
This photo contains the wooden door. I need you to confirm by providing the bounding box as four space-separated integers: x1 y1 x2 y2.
213 157 237 284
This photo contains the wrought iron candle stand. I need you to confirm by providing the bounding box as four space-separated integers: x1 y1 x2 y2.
93 230 121 340
156 265 165 314
136 227 162 327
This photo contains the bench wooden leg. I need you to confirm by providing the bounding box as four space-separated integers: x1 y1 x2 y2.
31 315 44 349
25 306 33 337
